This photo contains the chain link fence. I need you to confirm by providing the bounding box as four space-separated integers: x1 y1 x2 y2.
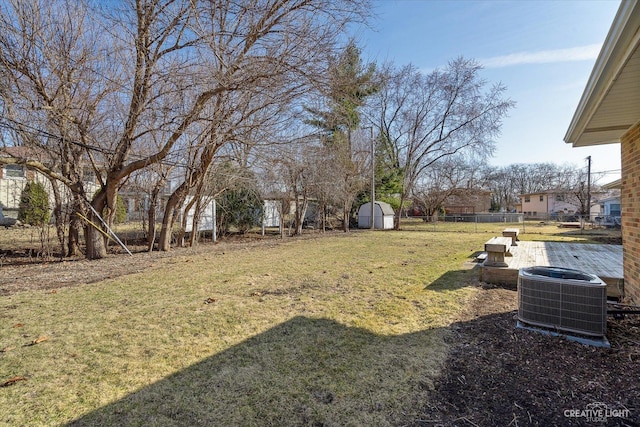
398 213 524 233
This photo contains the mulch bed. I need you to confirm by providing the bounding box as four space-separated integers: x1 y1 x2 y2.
416 284 640 426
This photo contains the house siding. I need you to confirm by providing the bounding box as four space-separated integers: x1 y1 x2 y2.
521 194 547 216
621 121 640 303
520 192 577 218
0 167 99 215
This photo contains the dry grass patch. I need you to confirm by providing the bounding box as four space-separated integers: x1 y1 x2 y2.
0 225 611 426
0 231 487 426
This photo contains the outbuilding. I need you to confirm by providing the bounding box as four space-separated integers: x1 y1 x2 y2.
357 201 395 230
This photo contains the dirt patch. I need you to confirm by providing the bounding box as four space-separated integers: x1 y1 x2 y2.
0 231 345 296
416 283 640 426
591 236 623 245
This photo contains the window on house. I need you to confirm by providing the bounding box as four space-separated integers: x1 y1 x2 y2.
539 195 544 202
524 196 530 203
610 204 621 216
556 194 565 202
3 164 25 179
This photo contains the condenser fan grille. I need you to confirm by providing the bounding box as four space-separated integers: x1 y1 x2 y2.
518 267 607 337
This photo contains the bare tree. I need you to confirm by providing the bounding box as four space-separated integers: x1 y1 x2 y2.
148 0 370 250
1 0 371 258
0 0 117 255
372 59 514 228
413 156 476 220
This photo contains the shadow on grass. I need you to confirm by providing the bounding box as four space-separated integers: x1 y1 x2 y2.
424 268 479 292
67 316 445 427
68 297 638 426
64 268 483 426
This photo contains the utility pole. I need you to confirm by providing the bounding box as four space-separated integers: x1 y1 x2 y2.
587 155 592 223
370 126 375 230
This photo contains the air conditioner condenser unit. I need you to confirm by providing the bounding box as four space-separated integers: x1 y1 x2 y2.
518 266 607 337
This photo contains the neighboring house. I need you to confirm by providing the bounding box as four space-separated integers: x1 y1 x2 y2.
599 181 622 218
519 190 580 220
443 188 492 214
1 146 55 215
564 1 640 303
0 146 100 217
1 160 41 213
594 196 622 228
119 185 172 223
599 196 622 217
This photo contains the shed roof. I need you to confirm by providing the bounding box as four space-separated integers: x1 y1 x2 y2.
359 201 395 216
564 1 640 147
375 201 395 216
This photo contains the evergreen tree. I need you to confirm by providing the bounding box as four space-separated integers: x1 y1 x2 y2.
18 181 50 226
217 188 264 235
307 40 378 140
306 40 379 231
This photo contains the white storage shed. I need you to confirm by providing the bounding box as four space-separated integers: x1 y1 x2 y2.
357 201 395 230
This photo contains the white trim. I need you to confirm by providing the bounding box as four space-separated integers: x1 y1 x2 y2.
564 0 640 146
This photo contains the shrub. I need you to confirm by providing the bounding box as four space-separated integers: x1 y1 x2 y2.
217 188 263 234
18 181 50 226
112 194 127 224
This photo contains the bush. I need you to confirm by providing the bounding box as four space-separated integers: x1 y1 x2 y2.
18 181 50 226
112 194 127 224
217 188 263 234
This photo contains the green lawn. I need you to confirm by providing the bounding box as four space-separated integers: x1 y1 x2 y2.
0 225 617 426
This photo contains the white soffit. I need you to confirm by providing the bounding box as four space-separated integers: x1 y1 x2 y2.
565 0 640 147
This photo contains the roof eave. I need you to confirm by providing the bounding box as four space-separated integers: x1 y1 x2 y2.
564 0 640 147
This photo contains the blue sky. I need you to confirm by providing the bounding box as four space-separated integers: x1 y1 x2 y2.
356 0 622 183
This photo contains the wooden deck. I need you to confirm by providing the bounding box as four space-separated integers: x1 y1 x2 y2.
481 241 624 297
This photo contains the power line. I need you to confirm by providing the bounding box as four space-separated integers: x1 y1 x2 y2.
592 169 622 174
0 116 196 170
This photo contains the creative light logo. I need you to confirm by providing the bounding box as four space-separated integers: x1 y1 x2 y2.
564 402 630 423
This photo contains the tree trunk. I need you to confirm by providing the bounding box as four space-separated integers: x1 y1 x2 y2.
342 201 350 232
67 195 85 257
291 194 303 236
159 183 190 251
85 222 107 259
293 197 308 236
189 196 203 247
178 195 198 247
147 193 158 252
395 192 407 230
321 202 326 232
159 141 221 250
47 177 66 258
85 192 108 260
158 203 176 252
147 176 168 252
